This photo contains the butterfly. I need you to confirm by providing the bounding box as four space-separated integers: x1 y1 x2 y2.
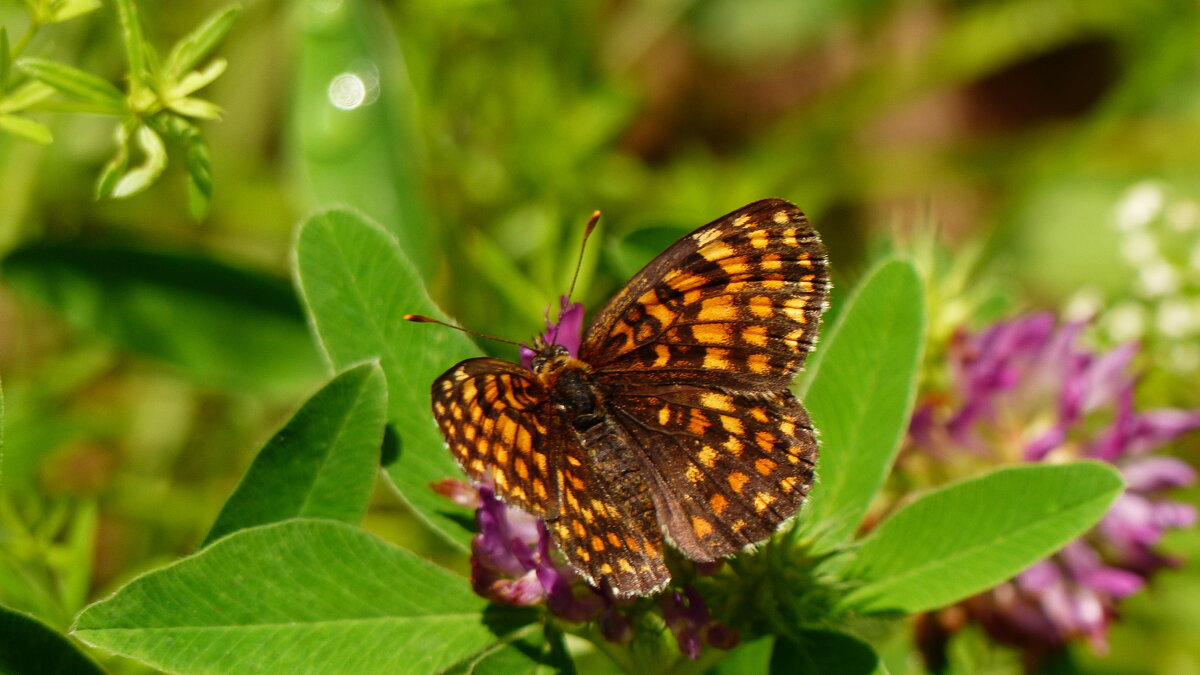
429 199 829 597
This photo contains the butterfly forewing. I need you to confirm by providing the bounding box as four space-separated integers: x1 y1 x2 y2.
432 358 559 517
581 199 828 392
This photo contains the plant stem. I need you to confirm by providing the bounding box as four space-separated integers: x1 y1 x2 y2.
12 19 40 59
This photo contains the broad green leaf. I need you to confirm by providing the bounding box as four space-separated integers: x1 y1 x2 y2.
292 0 434 278
110 125 167 197
164 4 242 79
452 623 576 675
840 462 1124 614
712 637 774 675
17 58 124 113
3 242 323 394
795 259 925 550
204 363 387 545
0 113 52 144
770 631 880 674
295 209 479 548
73 520 535 674
0 604 103 675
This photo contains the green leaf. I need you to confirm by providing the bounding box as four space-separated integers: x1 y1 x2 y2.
73 520 535 674
47 0 103 23
110 124 167 197
172 58 228 98
112 0 151 90
795 259 925 550
0 113 52 144
0 80 57 114
840 462 1125 614
17 58 125 113
0 604 103 674
452 623 576 675
3 241 323 394
152 114 213 219
1 27 9 90
204 362 387 545
711 637 774 675
770 631 880 674
294 209 480 549
292 0 435 278
95 121 134 199
164 4 242 79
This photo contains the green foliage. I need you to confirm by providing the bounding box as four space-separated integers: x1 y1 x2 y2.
294 209 480 549
204 363 387 545
796 259 926 551
0 0 238 217
292 0 433 278
3 241 323 393
73 519 537 674
771 631 880 675
0 604 102 675
840 462 1125 614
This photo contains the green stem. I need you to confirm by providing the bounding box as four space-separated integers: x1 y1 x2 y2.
12 18 40 58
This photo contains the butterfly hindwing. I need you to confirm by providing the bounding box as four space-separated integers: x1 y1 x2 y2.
608 385 817 560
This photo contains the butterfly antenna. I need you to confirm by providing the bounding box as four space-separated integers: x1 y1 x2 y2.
548 210 601 347
404 314 523 347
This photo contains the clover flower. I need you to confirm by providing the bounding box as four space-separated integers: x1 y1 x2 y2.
907 313 1199 661
435 297 737 658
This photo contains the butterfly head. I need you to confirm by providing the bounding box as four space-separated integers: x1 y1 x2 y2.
528 336 572 376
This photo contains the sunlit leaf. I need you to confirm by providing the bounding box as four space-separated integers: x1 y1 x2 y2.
73 520 535 674
17 58 124 113
0 113 52 144
112 0 151 90
795 259 925 551
0 80 57 113
166 96 223 120
94 121 133 199
172 58 227 98
110 125 167 198
295 209 480 549
164 4 242 79
204 362 387 545
47 0 103 23
840 462 1124 614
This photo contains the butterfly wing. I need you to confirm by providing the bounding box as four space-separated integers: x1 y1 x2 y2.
543 433 670 597
432 357 670 596
607 385 817 560
580 199 829 392
431 357 559 517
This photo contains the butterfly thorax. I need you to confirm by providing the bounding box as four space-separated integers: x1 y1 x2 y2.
531 342 606 432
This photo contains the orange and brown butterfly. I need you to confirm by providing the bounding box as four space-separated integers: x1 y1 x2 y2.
424 199 829 598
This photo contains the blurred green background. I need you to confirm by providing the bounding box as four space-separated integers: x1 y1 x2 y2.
2 0 1199 672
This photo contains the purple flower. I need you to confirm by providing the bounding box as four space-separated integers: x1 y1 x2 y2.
908 313 1200 660
520 296 584 370
661 586 739 659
